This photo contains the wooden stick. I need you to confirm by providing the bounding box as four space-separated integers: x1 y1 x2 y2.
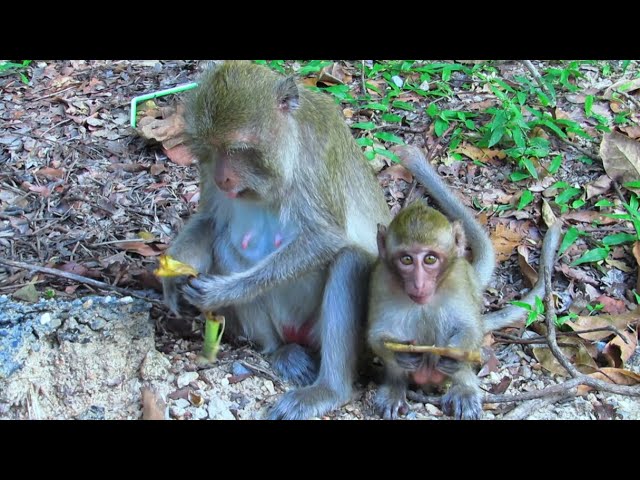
383 341 482 364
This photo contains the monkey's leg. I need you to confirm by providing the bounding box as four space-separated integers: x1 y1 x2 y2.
441 366 482 420
266 248 368 420
374 364 410 420
238 300 320 386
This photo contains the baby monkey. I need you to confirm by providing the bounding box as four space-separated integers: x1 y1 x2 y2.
367 145 562 420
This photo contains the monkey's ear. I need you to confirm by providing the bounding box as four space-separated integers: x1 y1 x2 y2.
452 221 467 258
276 76 300 112
376 224 388 259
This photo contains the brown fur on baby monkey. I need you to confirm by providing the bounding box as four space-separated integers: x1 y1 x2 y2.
367 145 562 420
162 61 391 420
369 202 485 420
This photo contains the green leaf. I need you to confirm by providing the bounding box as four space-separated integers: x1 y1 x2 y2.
364 150 376 161
520 157 539 180
434 118 449 137
571 247 609 266
512 127 526 149
488 127 505 147
363 102 389 112
559 226 580 255
602 233 637 246
572 199 586 209
351 122 376 130
382 113 403 123
425 103 439 116
373 148 400 163
516 91 527 105
510 171 531 182
539 119 567 139
464 119 476 130
624 181 640 189
511 301 533 310
584 94 594 116
517 190 534 210
555 187 581 205
595 199 614 207
393 100 416 112
356 137 374 147
374 132 405 144
298 60 332 76
548 154 562 174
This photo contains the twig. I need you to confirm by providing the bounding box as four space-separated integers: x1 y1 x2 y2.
521 60 553 104
237 360 282 386
502 392 573 420
361 60 366 96
407 372 640 407
614 88 640 110
30 84 80 102
384 342 481 364
544 268 581 377
492 325 629 345
553 134 600 161
0 258 163 306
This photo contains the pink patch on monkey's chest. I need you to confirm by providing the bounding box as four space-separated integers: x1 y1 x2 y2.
240 231 284 250
282 320 315 347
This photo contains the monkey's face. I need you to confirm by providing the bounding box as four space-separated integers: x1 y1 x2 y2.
392 246 447 305
211 147 274 201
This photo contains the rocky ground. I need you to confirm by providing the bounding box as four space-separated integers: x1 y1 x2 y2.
1 294 638 420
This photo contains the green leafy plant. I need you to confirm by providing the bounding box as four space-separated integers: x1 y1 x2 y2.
0 60 31 84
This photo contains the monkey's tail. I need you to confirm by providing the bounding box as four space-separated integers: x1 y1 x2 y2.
483 221 563 332
398 145 496 289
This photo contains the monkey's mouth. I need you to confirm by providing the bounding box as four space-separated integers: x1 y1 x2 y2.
224 188 248 199
408 294 430 305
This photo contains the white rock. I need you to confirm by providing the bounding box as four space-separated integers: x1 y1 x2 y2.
140 350 171 381
170 406 186 419
176 372 199 388
263 380 276 395
207 397 235 420
174 398 190 409
40 312 51 325
192 407 208 420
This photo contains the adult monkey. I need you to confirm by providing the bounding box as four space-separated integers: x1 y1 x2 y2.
367 145 562 420
162 61 391 420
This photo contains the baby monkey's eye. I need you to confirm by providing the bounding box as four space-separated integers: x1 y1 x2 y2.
424 255 438 265
400 255 413 265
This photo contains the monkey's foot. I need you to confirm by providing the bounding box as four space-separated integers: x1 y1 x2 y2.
441 386 482 420
374 386 409 420
270 344 318 386
266 384 347 420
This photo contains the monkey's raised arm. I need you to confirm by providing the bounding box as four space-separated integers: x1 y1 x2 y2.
393 145 496 289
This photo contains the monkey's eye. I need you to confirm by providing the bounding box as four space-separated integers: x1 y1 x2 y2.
424 255 438 265
400 255 413 265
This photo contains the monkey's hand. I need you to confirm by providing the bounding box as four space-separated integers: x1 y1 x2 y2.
162 276 193 316
182 274 237 311
394 352 423 371
374 384 409 420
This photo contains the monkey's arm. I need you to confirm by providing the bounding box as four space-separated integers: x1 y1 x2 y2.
183 220 347 311
163 213 215 314
394 145 496 289
483 220 562 332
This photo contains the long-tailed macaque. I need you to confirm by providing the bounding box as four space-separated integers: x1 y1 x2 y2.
162 61 391 420
367 145 562 420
